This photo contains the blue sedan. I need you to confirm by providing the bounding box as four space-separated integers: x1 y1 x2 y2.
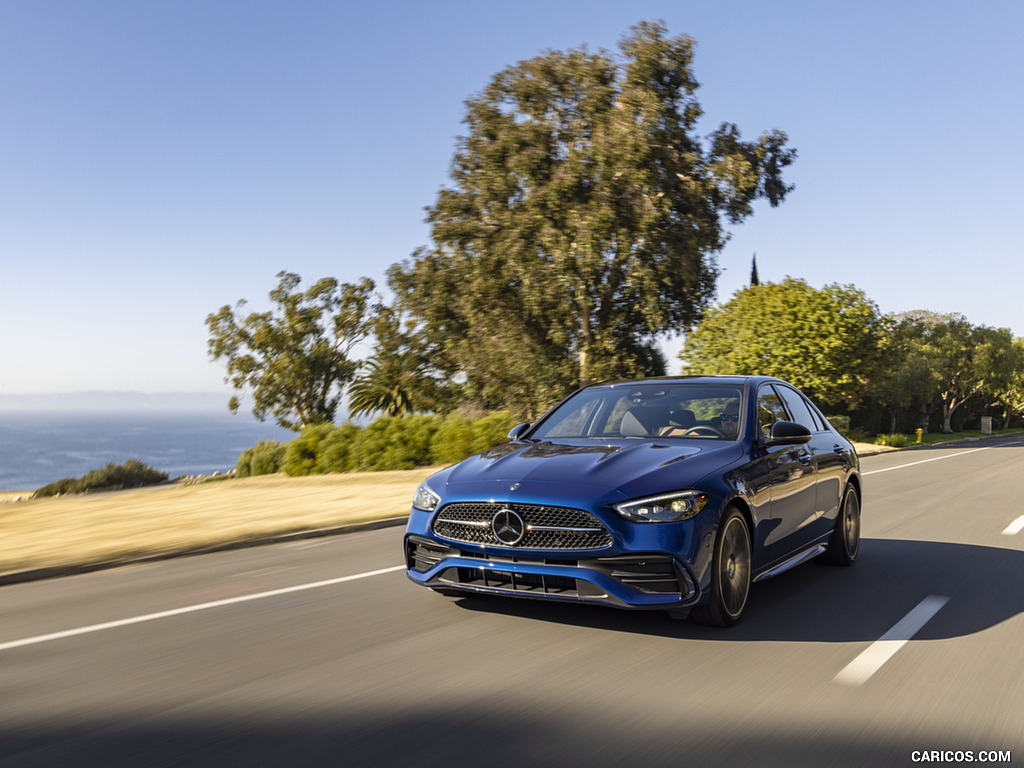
404 376 861 626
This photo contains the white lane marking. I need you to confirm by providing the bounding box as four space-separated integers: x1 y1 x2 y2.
834 595 949 686
1003 516 1024 536
0 565 404 653
863 447 991 476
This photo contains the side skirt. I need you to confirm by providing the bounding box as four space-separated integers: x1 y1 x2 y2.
753 544 827 583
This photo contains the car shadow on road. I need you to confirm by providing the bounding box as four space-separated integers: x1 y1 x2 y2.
447 538 1024 642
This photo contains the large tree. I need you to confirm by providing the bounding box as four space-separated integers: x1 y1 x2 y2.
390 21 795 416
909 314 1018 433
680 278 889 411
206 272 376 430
994 337 1024 429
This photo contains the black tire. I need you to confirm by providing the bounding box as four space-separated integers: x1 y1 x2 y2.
817 485 860 566
691 507 751 627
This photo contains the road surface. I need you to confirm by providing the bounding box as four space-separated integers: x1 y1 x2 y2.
1 437 1022 766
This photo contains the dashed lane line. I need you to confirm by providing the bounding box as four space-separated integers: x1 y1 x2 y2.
834 595 949 686
863 447 992 476
0 565 405 653
1002 516 1024 536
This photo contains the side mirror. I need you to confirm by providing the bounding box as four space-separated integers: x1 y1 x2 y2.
507 422 531 441
761 420 812 447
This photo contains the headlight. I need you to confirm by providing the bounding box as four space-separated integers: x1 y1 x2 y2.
614 491 710 523
412 483 440 512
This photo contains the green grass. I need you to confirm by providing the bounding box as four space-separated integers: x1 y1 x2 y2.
916 428 1020 446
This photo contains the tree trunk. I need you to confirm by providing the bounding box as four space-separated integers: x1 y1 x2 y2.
941 396 960 434
919 401 937 432
579 300 593 387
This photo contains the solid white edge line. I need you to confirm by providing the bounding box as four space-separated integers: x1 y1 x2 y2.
0 565 405 653
863 447 991 475
834 595 949 686
1002 515 1024 536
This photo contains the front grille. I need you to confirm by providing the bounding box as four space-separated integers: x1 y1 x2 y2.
448 566 579 596
432 502 613 550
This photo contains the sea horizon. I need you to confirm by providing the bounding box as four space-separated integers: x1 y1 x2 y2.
0 407 300 491
0 391 234 412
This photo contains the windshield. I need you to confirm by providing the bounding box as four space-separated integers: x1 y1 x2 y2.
530 383 744 441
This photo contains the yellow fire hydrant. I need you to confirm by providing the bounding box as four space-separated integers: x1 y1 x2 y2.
916 428 923 444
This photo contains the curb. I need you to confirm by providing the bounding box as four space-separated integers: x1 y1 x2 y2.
856 430 1024 456
0 515 410 588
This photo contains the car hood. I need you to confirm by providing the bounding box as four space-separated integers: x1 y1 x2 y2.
433 438 743 506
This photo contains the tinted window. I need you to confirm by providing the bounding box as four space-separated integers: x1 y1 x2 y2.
774 386 821 432
805 399 829 432
756 387 789 438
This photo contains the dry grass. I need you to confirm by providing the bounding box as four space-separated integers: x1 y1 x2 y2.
0 469 441 575
850 441 899 456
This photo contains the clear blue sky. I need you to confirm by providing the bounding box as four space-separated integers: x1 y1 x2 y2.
2 0 1021 394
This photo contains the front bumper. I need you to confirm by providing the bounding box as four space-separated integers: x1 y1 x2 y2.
405 534 701 610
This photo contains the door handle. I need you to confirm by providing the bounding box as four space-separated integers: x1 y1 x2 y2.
832 444 846 455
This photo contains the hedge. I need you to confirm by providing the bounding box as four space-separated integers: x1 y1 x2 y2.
240 411 518 477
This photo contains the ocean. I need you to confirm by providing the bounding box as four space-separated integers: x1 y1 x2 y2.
0 411 298 491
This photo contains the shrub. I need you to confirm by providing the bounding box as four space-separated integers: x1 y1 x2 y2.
470 411 517 454
34 460 169 498
34 477 80 498
317 423 362 473
78 459 168 492
234 410 518 476
845 427 872 443
431 415 476 465
237 439 287 477
874 433 912 447
353 415 438 471
282 423 336 477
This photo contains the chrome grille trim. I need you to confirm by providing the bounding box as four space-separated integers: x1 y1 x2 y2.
432 502 613 550
435 518 489 528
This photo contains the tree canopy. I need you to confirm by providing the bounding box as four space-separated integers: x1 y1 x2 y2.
389 20 795 417
680 278 889 411
206 272 376 430
888 312 1018 433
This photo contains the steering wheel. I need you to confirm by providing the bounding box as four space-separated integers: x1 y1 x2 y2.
681 425 727 438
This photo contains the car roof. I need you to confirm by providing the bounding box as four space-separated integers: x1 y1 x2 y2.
587 375 775 389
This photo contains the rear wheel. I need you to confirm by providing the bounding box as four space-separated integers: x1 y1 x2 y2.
691 507 751 627
818 485 860 566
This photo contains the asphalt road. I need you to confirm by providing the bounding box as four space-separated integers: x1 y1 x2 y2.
1 437 1022 767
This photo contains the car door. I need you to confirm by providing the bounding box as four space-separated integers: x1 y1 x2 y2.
756 384 818 565
774 384 845 544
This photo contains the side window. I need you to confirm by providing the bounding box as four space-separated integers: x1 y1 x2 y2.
806 400 829 432
756 387 789 438
775 386 820 432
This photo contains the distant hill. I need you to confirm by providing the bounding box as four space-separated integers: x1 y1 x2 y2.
0 392 232 412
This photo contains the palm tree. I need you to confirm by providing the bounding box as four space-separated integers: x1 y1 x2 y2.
347 355 417 418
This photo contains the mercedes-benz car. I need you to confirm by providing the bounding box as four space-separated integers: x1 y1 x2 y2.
404 376 861 626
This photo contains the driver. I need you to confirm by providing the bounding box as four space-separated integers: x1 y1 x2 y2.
718 401 740 439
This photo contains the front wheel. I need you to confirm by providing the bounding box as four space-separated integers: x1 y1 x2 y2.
817 485 860 566
691 507 751 627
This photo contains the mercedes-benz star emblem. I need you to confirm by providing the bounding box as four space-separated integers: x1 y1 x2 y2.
491 508 526 546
